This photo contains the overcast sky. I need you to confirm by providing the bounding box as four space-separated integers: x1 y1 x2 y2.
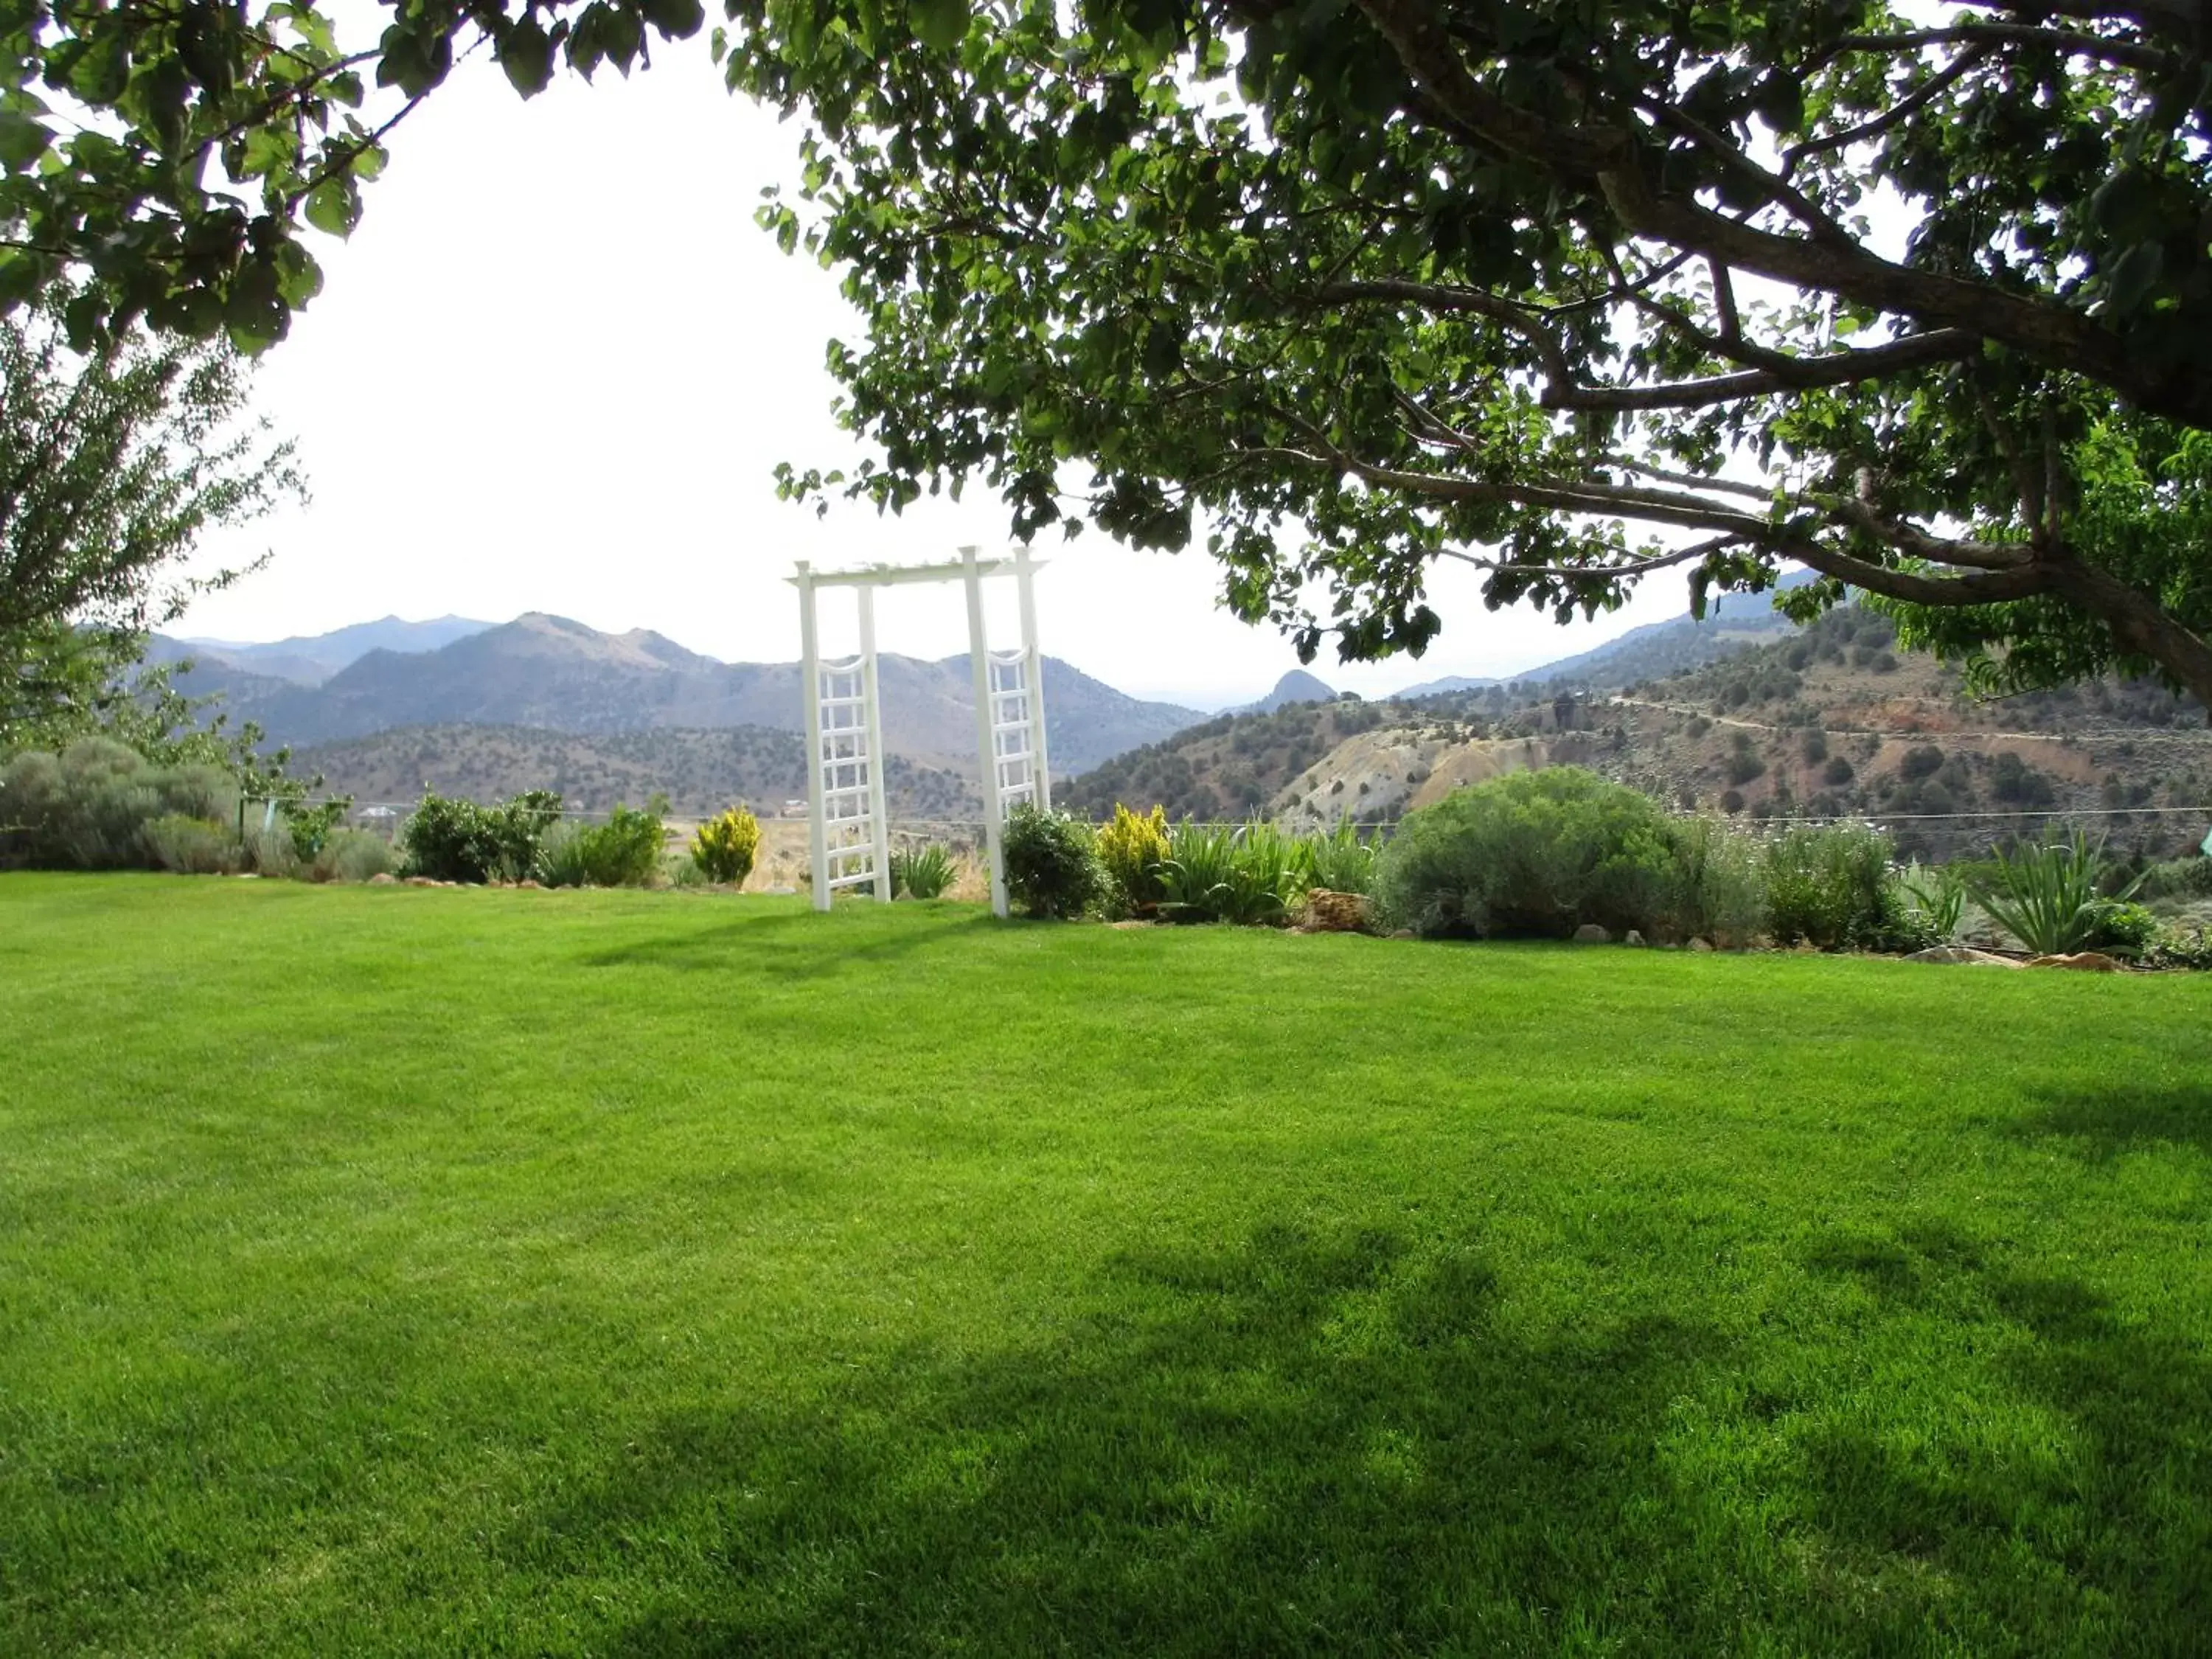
177 41 1701 709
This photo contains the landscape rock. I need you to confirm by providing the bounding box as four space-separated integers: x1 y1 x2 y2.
1624 930 1645 947
1388 928 1416 940
2024 951 2124 972
1302 888 1372 933
403 876 439 887
368 872 397 886
1688 936 1715 952
1572 922 1611 943
1906 945 2022 967
518 879 542 890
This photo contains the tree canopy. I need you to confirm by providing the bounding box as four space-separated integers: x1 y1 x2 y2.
10 0 2212 707
1 291 300 749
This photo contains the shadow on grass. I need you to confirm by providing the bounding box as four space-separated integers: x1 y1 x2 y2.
510 1218 1730 1654
2006 1080 2212 1159
1801 1222 2211 1652
497 1215 2212 1655
577 909 998 980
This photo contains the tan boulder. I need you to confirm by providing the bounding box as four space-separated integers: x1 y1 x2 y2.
1906 946 2023 967
2024 952 2123 972
1302 888 1373 933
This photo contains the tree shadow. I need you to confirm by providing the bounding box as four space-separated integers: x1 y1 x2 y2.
1799 1222 2211 1649
576 909 997 980
510 1218 1736 1655
491 1216 2212 1655
2004 1080 2212 1160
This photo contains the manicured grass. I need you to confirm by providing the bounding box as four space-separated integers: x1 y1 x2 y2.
1 873 2208 1656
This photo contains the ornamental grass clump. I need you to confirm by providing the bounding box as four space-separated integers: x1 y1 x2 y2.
1293 820 1376 897
691 806 762 885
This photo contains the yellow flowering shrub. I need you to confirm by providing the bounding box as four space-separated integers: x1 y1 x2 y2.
691 806 762 885
1096 802 1170 914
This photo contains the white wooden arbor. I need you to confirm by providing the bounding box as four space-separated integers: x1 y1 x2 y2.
790 545 1051 919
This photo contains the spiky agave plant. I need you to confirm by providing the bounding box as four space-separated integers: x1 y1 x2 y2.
1977 832 2141 955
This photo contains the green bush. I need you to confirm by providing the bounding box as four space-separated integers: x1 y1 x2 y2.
1373 768 1677 939
401 790 563 883
2148 921 2212 970
1001 804 1102 919
1764 821 1893 949
538 804 665 889
142 813 238 875
243 827 302 880
890 844 957 900
1 740 237 870
2137 857 2212 905
1663 815 1767 947
1977 832 2142 956
2090 900 2160 957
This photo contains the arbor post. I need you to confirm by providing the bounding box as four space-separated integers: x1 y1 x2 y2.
857 583 892 902
795 561 830 912
964 545 1011 918
1015 541 1051 811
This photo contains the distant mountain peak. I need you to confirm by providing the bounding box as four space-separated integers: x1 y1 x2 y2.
1237 669 1336 714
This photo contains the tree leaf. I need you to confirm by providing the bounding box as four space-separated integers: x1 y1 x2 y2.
498 15 557 97
909 0 967 55
0 109 54 173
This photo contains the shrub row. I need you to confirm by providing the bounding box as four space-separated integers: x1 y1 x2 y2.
1374 768 2181 955
1 740 396 883
1001 802 1377 923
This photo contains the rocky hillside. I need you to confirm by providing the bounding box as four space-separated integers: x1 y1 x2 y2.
1065 604 2212 860
293 724 981 820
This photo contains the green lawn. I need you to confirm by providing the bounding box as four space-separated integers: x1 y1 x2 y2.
1 873 2207 1656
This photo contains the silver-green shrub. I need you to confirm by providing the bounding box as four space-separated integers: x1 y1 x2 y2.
142 813 238 875
1374 768 1677 939
1 740 238 869
1663 816 1767 947
312 830 396 883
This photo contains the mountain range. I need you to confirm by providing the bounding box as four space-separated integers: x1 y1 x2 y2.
147 586 1809 796
151 613 1206 776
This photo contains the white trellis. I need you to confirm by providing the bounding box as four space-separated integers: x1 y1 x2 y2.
790 545 1051 919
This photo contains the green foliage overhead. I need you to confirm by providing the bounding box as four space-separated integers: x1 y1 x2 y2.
13 1 2212 703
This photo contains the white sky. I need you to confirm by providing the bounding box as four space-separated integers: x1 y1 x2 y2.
178 42 1697 709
